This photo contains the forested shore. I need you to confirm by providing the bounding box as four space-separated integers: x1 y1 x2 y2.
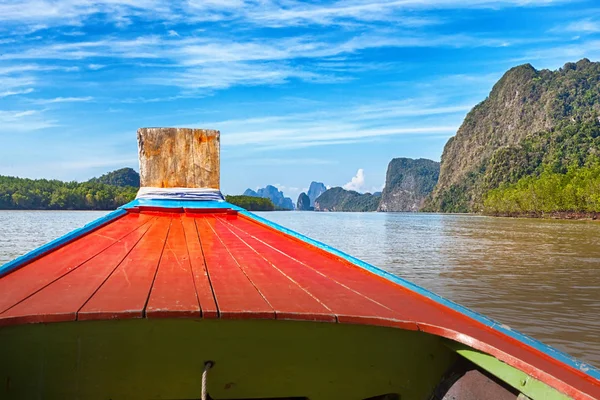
483 162 600 218
0 174 278 212
0 175 137 210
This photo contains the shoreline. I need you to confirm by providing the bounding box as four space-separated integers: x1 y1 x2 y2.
2 208 599 221
483 211 599 221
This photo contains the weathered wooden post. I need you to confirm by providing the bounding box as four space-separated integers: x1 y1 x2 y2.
137 128 220 189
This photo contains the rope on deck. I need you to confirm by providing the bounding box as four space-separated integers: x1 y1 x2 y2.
202 361 213 400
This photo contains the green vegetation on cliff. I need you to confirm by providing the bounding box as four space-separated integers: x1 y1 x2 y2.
225 195 275 211
314 187 380 212
427 59 600 214
0 175 137 210
88 167 140 187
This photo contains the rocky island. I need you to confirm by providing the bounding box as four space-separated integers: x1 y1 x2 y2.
244 185 294 210
378 158 440 212
314 187 381 212
297 181 326 211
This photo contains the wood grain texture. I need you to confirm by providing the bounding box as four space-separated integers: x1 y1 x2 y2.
210 218 336 322
181 215 218 318
216 217 398 323
78 216 172 320
0 221 153 326
0 213 153 314
196 216 274 319
137 127 220 189
146 216 200 318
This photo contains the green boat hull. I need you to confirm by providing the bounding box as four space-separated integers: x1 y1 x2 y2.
1 319 456 400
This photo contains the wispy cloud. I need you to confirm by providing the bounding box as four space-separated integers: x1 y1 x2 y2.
557 19 600 34
0 110 57 132
0 32 529 92
201 97 465 151
239 157 339 166
0 0 572 31
516 40 600 64
56 157 138 170
1 33 520 63
33 96 94 104
0 88 34 98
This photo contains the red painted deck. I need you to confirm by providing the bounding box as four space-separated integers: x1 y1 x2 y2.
0 209 599 400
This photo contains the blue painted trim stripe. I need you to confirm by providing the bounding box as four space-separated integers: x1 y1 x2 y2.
239 210 600 380
121 198 238 210
0 209 127 278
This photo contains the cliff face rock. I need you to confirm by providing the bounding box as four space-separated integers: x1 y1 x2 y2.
427 59 600 212
307 181 326 206
243 185 294 210
378 158 440 212
296 192 312 211
314 187 380 212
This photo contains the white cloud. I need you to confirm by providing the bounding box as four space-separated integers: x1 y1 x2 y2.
144 61 331 91
0 110 57 132
0 29 538 92
516 40 600 64
56 157 138 170
1 33 517 63
0 0 571 31
560 19 600 34
240 158 337 165
34 96 94 104
0 75 37 90
199 97 465 151
88 63 105 70
343 168 366 192
0 88 34 98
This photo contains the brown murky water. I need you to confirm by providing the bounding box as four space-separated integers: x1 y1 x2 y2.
1 211 599 367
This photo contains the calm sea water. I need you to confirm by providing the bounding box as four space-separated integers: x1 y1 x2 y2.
1 210 599 367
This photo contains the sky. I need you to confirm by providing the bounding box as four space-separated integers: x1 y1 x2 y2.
1 1 600 200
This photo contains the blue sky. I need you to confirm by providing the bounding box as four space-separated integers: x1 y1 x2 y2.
1 1 600 200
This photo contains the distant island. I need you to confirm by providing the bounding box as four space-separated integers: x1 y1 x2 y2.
224 195 276 211
251 161 441 213
297 182 327 210
244 185 294 210
304 159 439 212
314 187 381 212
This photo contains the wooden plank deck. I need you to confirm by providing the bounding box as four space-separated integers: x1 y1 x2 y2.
0 208 598 399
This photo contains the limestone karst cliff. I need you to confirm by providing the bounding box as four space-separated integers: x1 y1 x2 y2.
377 158 439 212
426 59 600 212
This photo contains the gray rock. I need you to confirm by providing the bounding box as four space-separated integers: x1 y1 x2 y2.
378 158 440 212
243 185 294 210
307 181 326 207
296 192 312 211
